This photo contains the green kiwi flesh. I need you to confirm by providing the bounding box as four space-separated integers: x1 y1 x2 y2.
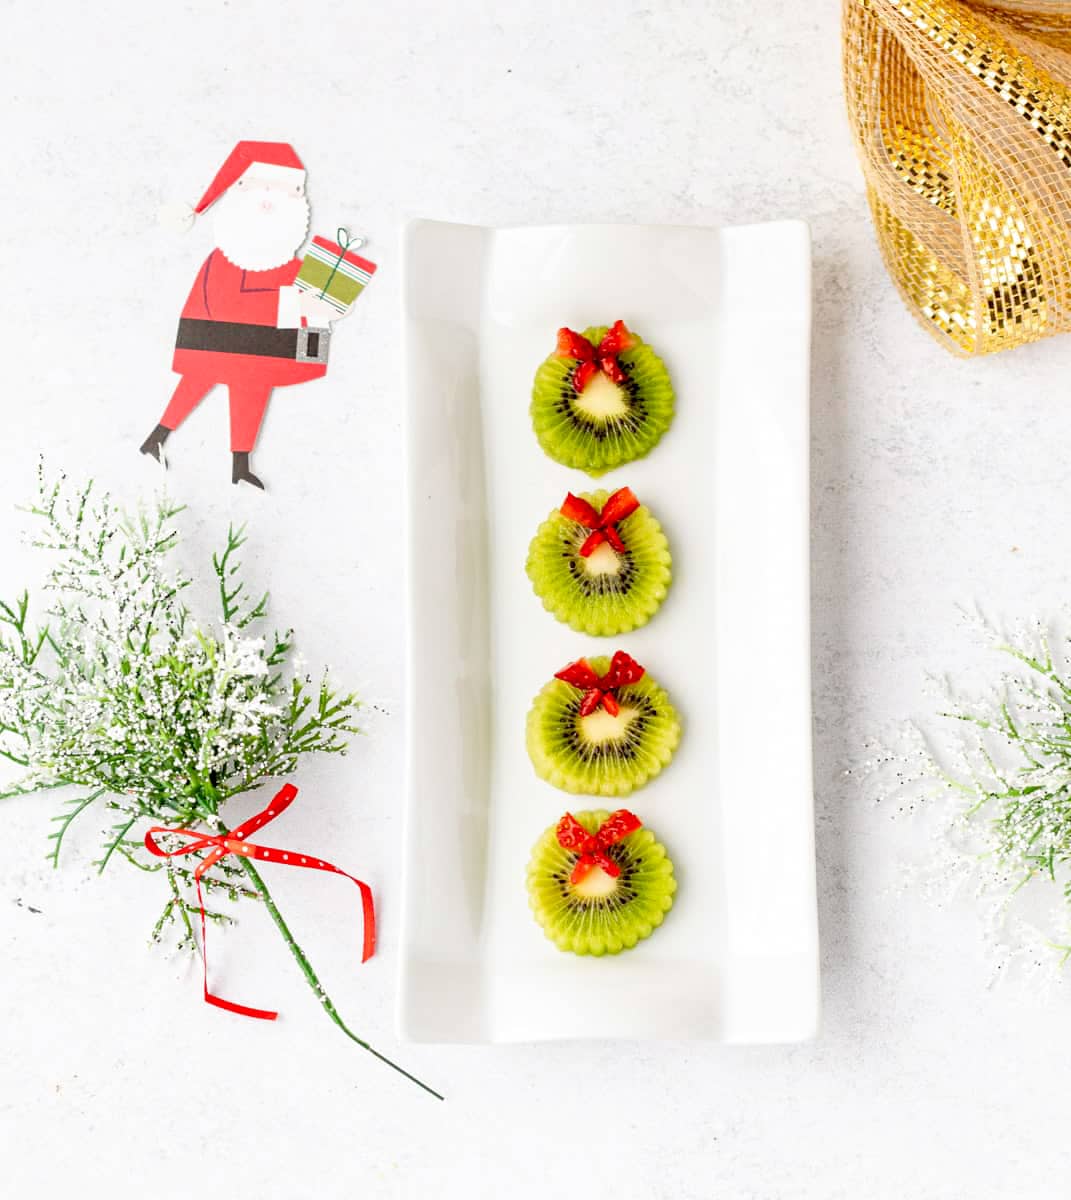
526 489 672 636
527 809 676 955
531 326 675 476
526 655 681 797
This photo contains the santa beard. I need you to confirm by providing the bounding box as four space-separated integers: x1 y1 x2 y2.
212 187 310 271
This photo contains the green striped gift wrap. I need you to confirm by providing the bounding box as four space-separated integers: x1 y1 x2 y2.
295 234 378 315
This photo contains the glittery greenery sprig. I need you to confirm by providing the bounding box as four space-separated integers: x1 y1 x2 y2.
865 610 1071 977
0 467 440 1099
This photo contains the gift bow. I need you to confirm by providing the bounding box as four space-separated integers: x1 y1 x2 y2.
555 650 645 717
560 487 640 557
556 319 636 393
144 783 374 1021
317 226 367 300
556 809 642 885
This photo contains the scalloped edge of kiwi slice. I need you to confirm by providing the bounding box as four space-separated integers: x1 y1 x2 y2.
525 489 673 637
525 655 681 797
530 326 675 477
526 809 677 956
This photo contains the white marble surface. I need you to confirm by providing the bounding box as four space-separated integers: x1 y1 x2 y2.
1 2 1069 1196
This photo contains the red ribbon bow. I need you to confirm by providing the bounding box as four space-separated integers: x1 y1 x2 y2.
554 650 646 717
144 783 374 1021
556 319 637 393
560 487 640 557
556 809 643 885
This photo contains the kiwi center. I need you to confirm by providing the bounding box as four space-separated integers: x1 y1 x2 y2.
581 541 623 576
574 372 629 420
579 705 639 744
571 864 620 900
557 691 656 765
564 532 637 597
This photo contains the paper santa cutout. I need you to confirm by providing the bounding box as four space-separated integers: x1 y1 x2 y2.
141 141 375 490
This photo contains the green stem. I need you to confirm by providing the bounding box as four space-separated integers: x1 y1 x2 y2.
235 855 443 1101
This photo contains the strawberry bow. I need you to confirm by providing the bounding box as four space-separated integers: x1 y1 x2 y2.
556 319 637 393
556 809 643 885
554 650 646 717
560 487 641 557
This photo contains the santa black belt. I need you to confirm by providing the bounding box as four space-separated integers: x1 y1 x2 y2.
175 318 330 364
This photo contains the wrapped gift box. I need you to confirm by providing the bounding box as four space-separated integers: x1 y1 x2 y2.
295 233 377 315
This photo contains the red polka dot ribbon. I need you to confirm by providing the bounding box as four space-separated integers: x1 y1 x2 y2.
143 783 375 1021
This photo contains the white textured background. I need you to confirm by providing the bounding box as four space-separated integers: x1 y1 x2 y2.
1 2 1069 1196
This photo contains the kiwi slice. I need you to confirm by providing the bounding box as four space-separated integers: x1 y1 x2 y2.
531 322 675 476
527 809 676 955
526 488 672 636
526 653 681 796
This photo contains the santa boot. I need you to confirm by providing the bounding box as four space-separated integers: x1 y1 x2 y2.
139 424 170 463
232 452 264 490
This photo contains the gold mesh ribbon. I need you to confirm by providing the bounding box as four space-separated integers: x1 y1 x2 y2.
843 0 1071 355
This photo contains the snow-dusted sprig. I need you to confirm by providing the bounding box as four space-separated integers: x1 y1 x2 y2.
0 469 362 820
0 469 439 1099
865 607 1071 983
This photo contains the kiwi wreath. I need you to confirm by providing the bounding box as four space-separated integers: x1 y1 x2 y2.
526 486 672 637
531 320 675 476
525 651 681 798
527 808 676 955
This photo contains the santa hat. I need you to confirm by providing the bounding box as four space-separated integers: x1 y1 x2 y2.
159 141 305 232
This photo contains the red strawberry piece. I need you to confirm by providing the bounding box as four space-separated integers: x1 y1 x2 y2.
605 526 626 554
600 487 640 526
597 320 636 356
569 858 595 886
556 654 645 718
556 812 591 851
604 651 645 689
555 658 601 691
599 809 643 844
591 850 621 876
579 529 607 558
556 328 595 361
560 492 601 527
557 809 641 887
600 356 628 385
572 360 599 393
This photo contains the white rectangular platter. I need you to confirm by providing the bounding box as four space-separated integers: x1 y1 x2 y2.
400 219 817 1043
